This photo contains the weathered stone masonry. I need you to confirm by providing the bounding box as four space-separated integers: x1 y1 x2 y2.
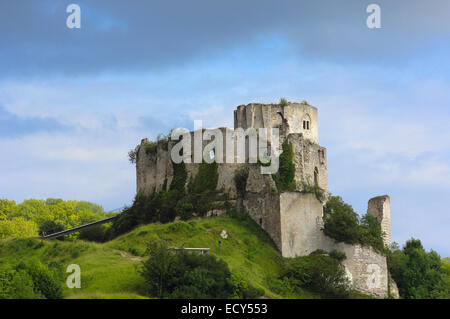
136 102 393 298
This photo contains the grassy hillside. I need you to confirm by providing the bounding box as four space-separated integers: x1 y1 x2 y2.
0 215 319 299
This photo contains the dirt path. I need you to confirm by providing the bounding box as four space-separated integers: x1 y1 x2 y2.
114 249 143 262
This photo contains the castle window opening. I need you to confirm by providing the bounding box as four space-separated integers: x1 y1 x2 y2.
209 149 215 160
303 120 310 130
314 167 319 186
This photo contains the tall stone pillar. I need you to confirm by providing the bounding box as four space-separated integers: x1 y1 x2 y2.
367 195 391 247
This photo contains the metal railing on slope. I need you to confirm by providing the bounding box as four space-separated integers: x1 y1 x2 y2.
40 215 118 239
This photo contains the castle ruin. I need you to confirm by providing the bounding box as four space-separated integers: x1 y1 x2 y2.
136 101 393 298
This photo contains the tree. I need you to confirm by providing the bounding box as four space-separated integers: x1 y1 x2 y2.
140 240 176 298
322 196 360 244
387 238 448 299
140 240 233 298
0 217 39 239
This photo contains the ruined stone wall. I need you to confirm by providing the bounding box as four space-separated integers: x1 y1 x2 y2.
242 165 281 248
136 139 173 195
279 193 326 256
277 192 388 298
136 135 239 198
287 133 328 192
367 195 391 247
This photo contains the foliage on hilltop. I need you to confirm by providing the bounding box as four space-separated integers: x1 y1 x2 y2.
0 199 110 240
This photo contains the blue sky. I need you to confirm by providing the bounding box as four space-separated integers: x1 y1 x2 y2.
0 1 449 256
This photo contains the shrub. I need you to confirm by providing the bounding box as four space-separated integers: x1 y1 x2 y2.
140 240 233 298
279 98 289 107
128 147 139 164
229 273 265 299
300 183 325 203
15 259 63 299
329 250 347 262
0 266 39 299
38 220 65 236
79 223 113 242
280 254 350 298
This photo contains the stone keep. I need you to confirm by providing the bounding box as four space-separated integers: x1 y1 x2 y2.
136 102 392 298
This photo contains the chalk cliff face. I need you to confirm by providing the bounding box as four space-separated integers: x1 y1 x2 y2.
136 102 393 298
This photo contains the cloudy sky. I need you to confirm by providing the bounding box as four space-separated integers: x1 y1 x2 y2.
1 1 449 256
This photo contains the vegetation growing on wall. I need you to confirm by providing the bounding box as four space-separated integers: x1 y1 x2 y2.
279 98 289 107
272 140 296 192
128 146 139 164
169 161 187 194
322 196 387 253
128 139 158 164
300 182 326 203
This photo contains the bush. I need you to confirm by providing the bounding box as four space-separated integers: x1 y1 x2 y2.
128 147 139 164
0 260 64 299
38 220 65 236
229 273 265 299
300 183 325 203
140 240 233 298
0 266 39 299
329 250 347 262
16 259 63 299
279 98 289 107
79 223 113 242
280 254 350 298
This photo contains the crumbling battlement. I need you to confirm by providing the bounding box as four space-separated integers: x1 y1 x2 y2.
367 195 391 247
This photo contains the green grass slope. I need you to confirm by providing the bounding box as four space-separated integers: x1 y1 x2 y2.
0 215 319 299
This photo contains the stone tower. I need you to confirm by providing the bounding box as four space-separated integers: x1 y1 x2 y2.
367 195 391 247
234 102 319 143
234 102 327 192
